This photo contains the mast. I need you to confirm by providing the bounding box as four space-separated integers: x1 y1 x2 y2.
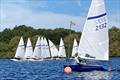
69 21 76 58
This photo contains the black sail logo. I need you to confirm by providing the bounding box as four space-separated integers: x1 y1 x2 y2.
85 54 96 58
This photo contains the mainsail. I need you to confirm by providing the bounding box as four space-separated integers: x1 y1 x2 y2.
32 37 41 59
58 38 66 57
78 0 109 60
24 38 33 59
15 37 25 58
48 39 58 58
72 38 78 57
43 38 51 58
40 37 45 59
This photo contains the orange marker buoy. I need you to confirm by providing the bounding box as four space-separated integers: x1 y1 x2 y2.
64 66 72 73
108 67 111 72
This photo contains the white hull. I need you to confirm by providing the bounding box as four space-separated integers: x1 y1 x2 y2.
10 59 24 62
28 58 44 61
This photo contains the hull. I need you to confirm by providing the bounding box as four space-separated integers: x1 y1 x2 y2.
64 64 109 72
28 58 43 61
10 59 24 62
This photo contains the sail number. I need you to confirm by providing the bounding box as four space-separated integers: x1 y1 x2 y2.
96 23 107 31
95 17 107 31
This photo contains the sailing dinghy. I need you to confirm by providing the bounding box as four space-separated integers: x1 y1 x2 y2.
71 38 78 58
64 0 111 72
40 37 45 60
24 38 33 60
58 38 66 58
11 37 25 61
30 37 41 61
48 39 58 59
43 38 51 59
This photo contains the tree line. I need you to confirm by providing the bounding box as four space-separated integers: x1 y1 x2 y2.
0 25 120 58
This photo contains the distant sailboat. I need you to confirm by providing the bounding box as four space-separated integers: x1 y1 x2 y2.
24 38 33 59
48 39 58 58
32 37 41 60
58 38 66 58
40 37 45 59
11 37 25 61
43 38 51 59
71 38 78 58
64 0 110 71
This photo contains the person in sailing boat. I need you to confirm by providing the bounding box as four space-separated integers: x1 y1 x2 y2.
74 53 86 65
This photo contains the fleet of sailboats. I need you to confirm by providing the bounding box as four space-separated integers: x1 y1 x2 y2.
12 36 67 61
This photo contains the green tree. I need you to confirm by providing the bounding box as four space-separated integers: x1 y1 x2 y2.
0 25 120 58
0 28 13 43
64 33 81 57
0 42 9 52
109 27 120 56
9 36 21 52
31 35 42 48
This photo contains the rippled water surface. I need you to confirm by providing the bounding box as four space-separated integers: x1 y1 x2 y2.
0 58 120 80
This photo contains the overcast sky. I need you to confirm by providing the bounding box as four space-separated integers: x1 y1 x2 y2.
0 0 120 31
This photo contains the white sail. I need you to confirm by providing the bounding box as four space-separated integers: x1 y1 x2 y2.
44 38 51 58
24 38 33 59
48 39 58 57
32 37 41 59
40 37 45 58
15 37 25 58
78 0 109 60
72 38 78 57
58 38 66 57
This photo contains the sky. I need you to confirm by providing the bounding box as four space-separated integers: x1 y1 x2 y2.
0 0 120 31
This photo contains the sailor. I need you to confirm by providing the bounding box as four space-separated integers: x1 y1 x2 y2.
74 53 83 65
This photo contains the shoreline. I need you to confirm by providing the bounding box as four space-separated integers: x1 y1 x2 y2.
0 57 120 59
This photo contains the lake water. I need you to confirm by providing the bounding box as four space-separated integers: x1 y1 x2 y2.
0 58 120 80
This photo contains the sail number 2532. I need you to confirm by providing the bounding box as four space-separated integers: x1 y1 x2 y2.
95 17 107 31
